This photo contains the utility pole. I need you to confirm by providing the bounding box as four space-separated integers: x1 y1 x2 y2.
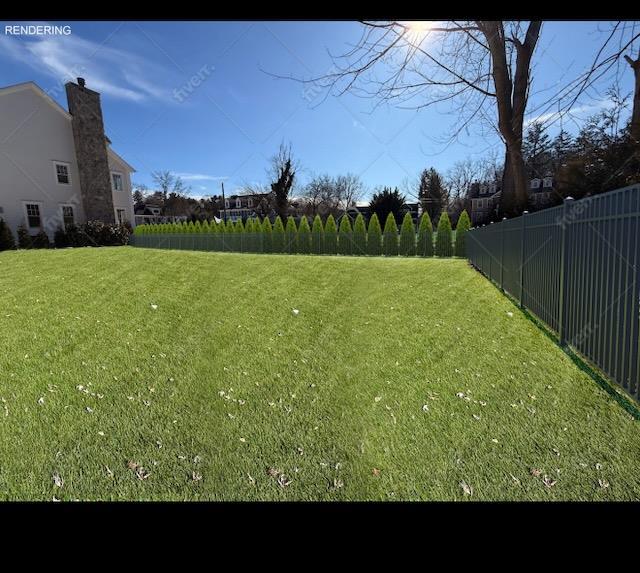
221 181 228 224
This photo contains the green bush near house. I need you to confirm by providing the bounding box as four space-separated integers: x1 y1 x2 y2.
261 217 273 253
367 213 382 256
383 213 399 256
0 219 16 251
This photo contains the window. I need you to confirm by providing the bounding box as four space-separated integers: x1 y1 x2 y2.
225 200 230 209
62 206 74 228
25 204 42 229
480 185 488 195
530 178 541 189
543 177 553 188
236 198 242 209
247 198 253 208
116 209 127 224
112 172 123 191
489 183 497 194
55 162 70 185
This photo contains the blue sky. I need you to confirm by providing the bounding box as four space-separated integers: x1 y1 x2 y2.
0 21 634 200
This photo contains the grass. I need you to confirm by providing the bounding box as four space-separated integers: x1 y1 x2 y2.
0 247 639 501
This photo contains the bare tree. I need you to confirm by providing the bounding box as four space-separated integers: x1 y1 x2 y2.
334 173 365 208
280 20 542 217
301 173 365 217
625 51 640 144
151 171 190 208
267 142 299 220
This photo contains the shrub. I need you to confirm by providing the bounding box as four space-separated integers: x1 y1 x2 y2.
285 216 298 254
187 221 196 233
324 215 338 254
54 226 69 248
416 213 434 257
32 230 50 249
383 213 398 256
234 219 245 233
262 217 273 253
338 215 353 256
244 218 254 252
435 212 453 257
272 216 285 253
17 225 32 249
353 213 367 255
311 215 323 254
201 220 210 233
297 216 311 254
83 220 131 246
0 219 16 250
454 209 471 257
399 213 416 256
367 213 382 256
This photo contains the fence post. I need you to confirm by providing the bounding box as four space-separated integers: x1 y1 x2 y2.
558 197 574 347
519 211 528 307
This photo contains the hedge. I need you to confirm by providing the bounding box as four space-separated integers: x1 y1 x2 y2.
132 212 471 258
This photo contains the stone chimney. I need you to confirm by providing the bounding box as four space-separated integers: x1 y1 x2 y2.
65 78 115 223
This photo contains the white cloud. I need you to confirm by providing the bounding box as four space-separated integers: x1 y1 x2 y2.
174 172 229 181
524 99 614 128
0 27 177 103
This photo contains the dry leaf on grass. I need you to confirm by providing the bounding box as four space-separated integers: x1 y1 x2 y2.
460 481 473 496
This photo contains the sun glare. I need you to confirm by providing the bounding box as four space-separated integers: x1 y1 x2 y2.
403 20 436 45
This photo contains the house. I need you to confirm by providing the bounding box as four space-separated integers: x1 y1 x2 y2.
468 175 556 224
0 78 136 240
134 202 189 226
221 192 270 222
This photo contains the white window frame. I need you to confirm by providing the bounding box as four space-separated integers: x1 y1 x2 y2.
115 208 127 224
530 178 541 189
23 201 44 230
236 198 242 209
59 204 75 229
247 198 253 208
53 161 71 186
543 177 553 188
111 171 124 192
225 200 230 209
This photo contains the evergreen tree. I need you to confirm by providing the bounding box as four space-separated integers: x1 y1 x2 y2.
201 220 210 233
234 219 245 233
418 168 448 223
399 212 416 256
383 213 399 256
272 216 286 253
187 220 196 233
262 217 273 253
435 212 453 257
194 220 202 233
338 215 353 255
367 213 382 256
0 219 16 251
454 210 471 257
285 216 298 253
311 215 324 254
32 230 50 249
17 225 32 249
324 214 338 254
369 187 406 223
297 216 311 254
352 213 367 255
416 213 434 257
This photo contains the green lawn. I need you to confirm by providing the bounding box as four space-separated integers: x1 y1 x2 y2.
1 247 639 501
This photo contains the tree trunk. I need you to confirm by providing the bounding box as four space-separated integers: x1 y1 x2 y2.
478 20 541 218
625 54 640 145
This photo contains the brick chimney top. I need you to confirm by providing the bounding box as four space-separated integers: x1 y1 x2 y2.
77 77 86 88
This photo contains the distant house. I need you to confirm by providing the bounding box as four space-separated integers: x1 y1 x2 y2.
221 192 271 222
134 202 189 226
468 175 556 224
0 78 136 239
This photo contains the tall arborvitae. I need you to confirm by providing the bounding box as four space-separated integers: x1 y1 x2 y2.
262 217 273 253
454 210 471 257
399 212 416 256
367 213 382 256
353 213 367 255
324 214 338 255
285 216 298 254
435 212 453 257
416 213 433 257
311 215 324 254
244 218 254 252
234 219 245 233
338 215 353 255
383 213 399 256
272 216 286 253
194 220 202 233
297 216 311 254
187 221 196 233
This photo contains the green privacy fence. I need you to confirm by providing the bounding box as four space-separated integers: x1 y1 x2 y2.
467 184 640 401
